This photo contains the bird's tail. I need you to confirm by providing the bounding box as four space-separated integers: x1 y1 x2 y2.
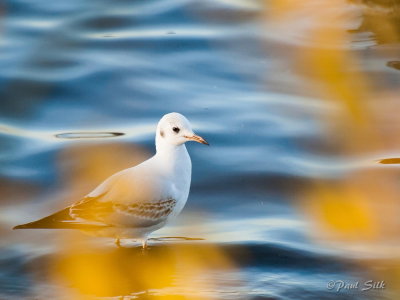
13 207 111 230
13 207 73 229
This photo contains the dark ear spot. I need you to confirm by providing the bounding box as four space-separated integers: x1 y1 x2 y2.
160 130 165 138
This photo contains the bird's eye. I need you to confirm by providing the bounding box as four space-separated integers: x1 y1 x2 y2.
172 127 180 133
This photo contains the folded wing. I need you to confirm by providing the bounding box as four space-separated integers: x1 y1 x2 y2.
14 166 177 230
70 196 176 228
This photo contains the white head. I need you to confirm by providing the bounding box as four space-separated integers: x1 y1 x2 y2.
156 112 208 150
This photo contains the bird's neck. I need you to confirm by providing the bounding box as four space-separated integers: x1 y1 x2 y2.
155 143 191 174
154 140 192 196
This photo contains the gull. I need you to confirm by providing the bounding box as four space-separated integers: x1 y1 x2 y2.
13 112 209 248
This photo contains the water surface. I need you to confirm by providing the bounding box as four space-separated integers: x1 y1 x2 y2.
1 0 399 299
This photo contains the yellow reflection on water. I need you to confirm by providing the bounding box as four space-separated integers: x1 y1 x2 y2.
48 237 235 299
266 0 400 297
302 183 379 242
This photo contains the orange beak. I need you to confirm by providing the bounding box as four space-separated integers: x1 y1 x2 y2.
185 134 209 145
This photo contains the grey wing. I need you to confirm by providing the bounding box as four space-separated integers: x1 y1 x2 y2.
70 196 177 228
112 197 177 227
